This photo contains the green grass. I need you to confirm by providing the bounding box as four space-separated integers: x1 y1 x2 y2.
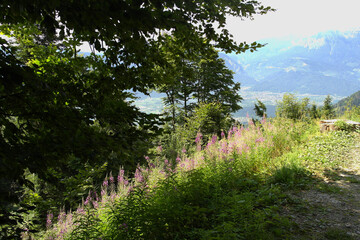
37 119 358 240
324 228 354 240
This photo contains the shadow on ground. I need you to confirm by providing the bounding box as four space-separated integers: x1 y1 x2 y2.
281 145 360 240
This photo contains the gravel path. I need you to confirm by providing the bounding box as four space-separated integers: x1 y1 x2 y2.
283 139 360 239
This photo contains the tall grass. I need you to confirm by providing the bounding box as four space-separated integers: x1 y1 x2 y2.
34 118 332 240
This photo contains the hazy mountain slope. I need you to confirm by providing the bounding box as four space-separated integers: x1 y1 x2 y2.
222 30 360 96
334 90 360 113
218 52 256 86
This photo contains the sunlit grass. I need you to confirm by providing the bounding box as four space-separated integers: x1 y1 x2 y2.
36 118 357 240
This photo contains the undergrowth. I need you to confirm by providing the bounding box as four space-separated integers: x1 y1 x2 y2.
29 119 357 240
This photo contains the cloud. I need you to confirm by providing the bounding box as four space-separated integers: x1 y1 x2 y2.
226 0 360 42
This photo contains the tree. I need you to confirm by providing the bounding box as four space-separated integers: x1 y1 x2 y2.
0 1 273 237
254 99 267 118
194 49 242 113
322 95 335 119
1 24 162 237
276 93 311 120
276 94 302 120
186 102 234 141
156 35 242 129
310 103 320 119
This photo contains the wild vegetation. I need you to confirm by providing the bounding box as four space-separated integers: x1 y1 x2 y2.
34 115 359 239
2 1 360 239
0 1 273 238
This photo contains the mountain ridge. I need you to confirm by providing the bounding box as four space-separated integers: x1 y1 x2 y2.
220 30 360 96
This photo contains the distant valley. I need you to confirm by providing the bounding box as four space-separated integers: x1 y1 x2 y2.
136 30 360 119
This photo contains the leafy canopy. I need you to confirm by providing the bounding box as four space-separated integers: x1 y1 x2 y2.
0 0 273 237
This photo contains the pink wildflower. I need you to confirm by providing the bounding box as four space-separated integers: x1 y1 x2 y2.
76 207 85 215
221 131 225 138
92 200 99 209
46 213 53 228
195 132 203 143
84 195 91 206
135 168 144 183
102 180 108 187
118 169 125 184
109 176 114 183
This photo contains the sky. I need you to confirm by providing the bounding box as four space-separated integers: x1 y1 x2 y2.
226 0 360 42
79 0 360 52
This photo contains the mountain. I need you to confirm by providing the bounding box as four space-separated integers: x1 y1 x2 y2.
222 30 360 96
218 52 256 86
334 90 360 113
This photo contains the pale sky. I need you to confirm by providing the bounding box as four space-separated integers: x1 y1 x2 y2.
79 0 360 52
227 0 360 42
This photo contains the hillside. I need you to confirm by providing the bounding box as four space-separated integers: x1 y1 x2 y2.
334 90 360 113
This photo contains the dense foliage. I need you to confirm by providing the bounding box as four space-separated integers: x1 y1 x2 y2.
39 118 306 239
37 118 359 240
156 35 242 128
276 93 336 120
334 90 360 114
1 0 274 238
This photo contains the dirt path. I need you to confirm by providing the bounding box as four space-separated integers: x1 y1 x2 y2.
283 140 360 240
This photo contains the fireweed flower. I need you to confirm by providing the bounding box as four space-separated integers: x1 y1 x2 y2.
144 156 150 161
66 213 73 224
102 179 108 187
127 186 134 194
211 135 217 144
228 129 233 139
195 132 203 143
134 167 144 183
109 176 114 183
84 195 91 206
46 213 53 228
58 211 66 224
157 145 163 152
221 142 228 155
176 157 181 163
76 207 85 215
118 169 125 184
221 131 225 138
101 189 106 196
182 148 186 153
92 200 99 209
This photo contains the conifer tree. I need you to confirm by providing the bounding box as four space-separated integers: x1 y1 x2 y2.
254 99 267 118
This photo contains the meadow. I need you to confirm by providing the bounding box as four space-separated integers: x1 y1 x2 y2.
35 117 358 240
